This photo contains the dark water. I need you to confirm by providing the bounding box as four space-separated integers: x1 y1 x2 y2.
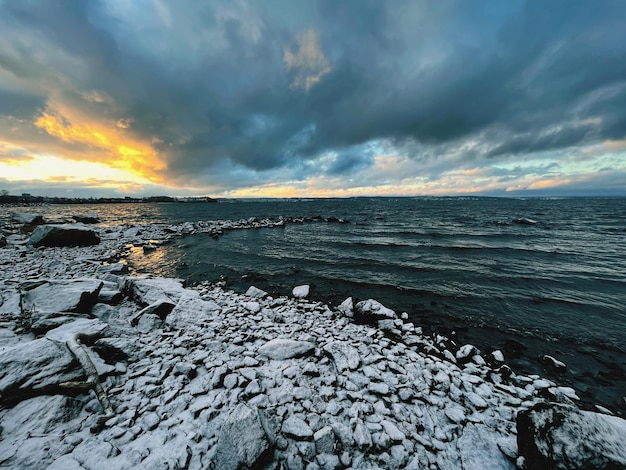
3 197 626 412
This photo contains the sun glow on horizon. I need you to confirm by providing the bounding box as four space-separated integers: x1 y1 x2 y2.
33 105 167 183
0 154 153 188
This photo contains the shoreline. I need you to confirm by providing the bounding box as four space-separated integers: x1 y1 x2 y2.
1 214 625 468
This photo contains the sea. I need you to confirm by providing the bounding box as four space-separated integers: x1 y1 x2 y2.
2 197 625 412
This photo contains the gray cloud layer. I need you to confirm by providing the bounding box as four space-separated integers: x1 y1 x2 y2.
1 0 625 193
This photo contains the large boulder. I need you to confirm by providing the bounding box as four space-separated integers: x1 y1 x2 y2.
214 404 276 470
22 279 103 315
21 279 103 332
0 234 6 248
517 402 626 469
28 224 100 247
0 338 82 402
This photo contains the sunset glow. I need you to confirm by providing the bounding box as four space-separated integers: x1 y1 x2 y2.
34 108 166 182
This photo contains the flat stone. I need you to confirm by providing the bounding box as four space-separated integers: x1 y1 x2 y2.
45 318 108 343
96 263 128 275
122 276 187 306
11 212 43 225
258 339 315 360
0 338 81 400
165 292 220 328
369 382 390 396
465 391 488 409
282 415 313 440
22 279 103 315
444 405 466 424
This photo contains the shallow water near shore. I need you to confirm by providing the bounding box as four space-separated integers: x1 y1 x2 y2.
3 197 626 411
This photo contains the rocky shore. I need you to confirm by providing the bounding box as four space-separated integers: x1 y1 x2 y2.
1 213 625 469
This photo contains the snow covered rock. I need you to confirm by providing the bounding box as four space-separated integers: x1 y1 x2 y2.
542 354 567 372
214 404 276 470
122 276 187 305
22 279 103 315
324 342 360 373
165 292 221 328
11 212 43 225
245 286 268 298
292 284 310 299
0 338 81 402
458 424 515 469
21 279 104 332
258 338 315 360
282 415 314 439
517 402 626 469
45 318 108 343
29 224 100 247
354 299 397 320
337 297 354 317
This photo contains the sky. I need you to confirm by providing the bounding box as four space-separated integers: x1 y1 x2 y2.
0 0 625 198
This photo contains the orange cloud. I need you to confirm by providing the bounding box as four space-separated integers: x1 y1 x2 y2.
603 139 626 149
284 29 331 90
526 178 572 190
34 106 166 182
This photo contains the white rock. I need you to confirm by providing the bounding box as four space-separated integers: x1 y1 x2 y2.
165 292 220 328
258 339 315 360
245 286 267 298
491 350 504 362
292 285 310 299
355 299 397 320
282 415 313 439
337 297 353 317
214 404 276 470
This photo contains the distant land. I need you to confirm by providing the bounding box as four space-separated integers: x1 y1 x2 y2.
0 192 218 205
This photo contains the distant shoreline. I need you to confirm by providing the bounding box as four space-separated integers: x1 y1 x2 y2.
0 195 218 205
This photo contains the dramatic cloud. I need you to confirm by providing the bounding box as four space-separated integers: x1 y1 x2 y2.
0 0 625 197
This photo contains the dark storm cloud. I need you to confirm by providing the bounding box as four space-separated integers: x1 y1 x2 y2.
0 0 625 188
326 150 374 176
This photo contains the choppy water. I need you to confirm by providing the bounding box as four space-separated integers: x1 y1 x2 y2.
2 197 626 410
